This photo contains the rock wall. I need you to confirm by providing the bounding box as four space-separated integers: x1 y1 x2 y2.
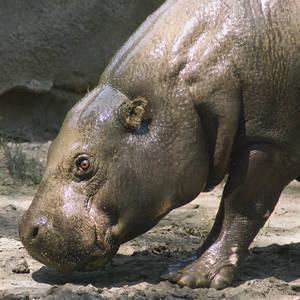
0 0 164 141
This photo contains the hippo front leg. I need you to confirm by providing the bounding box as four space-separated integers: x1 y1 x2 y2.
168 144 289 289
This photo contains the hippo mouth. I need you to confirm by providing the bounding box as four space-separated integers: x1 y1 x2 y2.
77 246 118 272
73 225 119 272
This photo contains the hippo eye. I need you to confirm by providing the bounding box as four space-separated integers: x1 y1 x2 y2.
80 159 89 170
76 157 90 171
73 155 96 181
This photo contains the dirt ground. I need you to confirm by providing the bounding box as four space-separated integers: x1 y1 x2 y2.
0 143 300 300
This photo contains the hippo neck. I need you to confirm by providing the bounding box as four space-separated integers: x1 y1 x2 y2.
100 0 246 188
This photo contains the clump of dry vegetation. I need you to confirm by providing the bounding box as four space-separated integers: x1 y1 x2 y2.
0 137 44 188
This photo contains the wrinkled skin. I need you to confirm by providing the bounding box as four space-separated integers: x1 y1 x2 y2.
19 0 300 290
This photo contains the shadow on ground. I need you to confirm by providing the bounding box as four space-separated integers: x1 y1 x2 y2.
236 243 300 285
32 242 300 288
28 242 300 300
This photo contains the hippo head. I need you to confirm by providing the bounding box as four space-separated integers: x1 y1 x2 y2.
19 84 208 272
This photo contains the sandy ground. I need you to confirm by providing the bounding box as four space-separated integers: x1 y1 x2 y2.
0 178 300 299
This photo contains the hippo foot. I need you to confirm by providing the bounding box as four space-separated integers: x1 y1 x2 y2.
167 251 236 289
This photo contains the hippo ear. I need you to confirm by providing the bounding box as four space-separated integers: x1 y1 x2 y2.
118 97 149 130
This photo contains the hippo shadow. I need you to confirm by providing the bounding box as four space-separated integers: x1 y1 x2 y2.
234 242 300 287
32 242 300 288
31 249 194 288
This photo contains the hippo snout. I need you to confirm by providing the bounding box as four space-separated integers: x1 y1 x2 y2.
18 210 70 271
19 211 55 261
19 213 49 246
19 202 115 272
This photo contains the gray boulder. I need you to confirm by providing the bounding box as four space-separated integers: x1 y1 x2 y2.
0 0 164 140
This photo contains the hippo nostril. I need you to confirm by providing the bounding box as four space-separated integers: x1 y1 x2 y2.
30 226 39 240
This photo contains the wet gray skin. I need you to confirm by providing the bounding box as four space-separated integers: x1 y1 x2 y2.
19 0 300 289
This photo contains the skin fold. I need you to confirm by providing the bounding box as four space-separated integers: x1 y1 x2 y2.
19 0 300 289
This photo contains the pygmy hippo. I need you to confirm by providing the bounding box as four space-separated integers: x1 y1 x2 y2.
19 0 300 289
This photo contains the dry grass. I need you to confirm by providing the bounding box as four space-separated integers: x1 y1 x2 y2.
0 137 44 186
